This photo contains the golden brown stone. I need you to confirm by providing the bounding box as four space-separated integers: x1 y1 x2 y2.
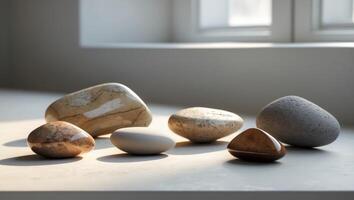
227 128 286 162
168 107 243 143
27 121 95 158
45 83 152 137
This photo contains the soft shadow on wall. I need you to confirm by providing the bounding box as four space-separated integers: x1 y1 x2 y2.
0 0 10 86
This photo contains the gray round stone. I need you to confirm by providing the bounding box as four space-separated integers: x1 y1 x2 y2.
256 96 340 147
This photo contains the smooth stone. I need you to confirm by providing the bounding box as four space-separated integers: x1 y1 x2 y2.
227 128 286 162
256 96 341 148
168 107 243 143
27 121 95 158
110 127 175 155
45 83 152 137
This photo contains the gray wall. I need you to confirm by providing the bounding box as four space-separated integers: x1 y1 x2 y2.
80 0 173 45
8 0 354 126
0 0 10 86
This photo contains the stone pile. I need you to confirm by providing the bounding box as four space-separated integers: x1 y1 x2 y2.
26 83 340 162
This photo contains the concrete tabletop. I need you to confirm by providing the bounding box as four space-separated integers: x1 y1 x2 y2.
0 89 354 199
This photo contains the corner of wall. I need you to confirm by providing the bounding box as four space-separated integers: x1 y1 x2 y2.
0 0 11 88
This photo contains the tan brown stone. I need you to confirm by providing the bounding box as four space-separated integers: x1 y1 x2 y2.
45 83 152 137
168 107 243 143
27 121 95 158
227 128 286 162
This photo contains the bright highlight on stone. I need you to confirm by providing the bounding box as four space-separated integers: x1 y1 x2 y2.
45 83 152 137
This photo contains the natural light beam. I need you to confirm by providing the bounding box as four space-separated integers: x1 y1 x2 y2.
229 0 272 27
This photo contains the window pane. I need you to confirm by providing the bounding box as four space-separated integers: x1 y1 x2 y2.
200 0 229 28
199 0 272 29
229 0 272 26
321 0 354 25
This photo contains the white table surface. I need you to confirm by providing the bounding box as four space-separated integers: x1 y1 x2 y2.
0 89 354 192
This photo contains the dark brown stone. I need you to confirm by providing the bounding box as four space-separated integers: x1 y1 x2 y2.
227 128 286 162
27 121 95 158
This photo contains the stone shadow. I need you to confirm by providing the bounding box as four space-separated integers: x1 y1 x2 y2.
0 154 82 166
3 138 27 147
167 141 228 155
224 159 282 166
97 153 168 163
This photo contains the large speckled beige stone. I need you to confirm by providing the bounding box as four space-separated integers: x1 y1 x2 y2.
27 121 95 158
168 107 244 143
45 83 152 137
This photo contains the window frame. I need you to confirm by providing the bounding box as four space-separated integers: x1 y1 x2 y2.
197 0 271 31
295 0 354 42
173 0 292 43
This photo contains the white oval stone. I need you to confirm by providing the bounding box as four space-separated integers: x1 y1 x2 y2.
110 127 175 155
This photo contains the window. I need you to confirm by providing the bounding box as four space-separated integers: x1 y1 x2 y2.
295 0 354 42
199 0 272 29
80 0 354 45
173 0 291 42
321 0 354 27
174 0 354 42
